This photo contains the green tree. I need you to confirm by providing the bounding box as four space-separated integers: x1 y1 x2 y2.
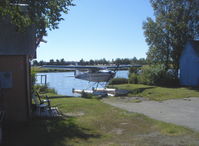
79 59 85 65
49 59 55 65
0 0 74 46
60 58 65 65
143 0 199 75
32 60 39 66
89 59 95 65
56 59 60 65
38 60 44 66
143 17 171 68
131 57 138 65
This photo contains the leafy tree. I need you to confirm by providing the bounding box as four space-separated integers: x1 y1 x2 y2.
138 58 147 65
0 0 74 46
131 57 138 64
143 0 199 75
38 60 44 66
79 59 85 65
60 58 65 65
32 60 38 66
56 59 60 65
143 18 171 68
49 59 55 65
98 58 109 65
89 59 95 65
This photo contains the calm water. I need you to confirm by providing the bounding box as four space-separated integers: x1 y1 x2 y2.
36 70 128 96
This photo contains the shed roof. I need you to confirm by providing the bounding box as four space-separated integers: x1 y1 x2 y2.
0 18 36 58
190 40 199 56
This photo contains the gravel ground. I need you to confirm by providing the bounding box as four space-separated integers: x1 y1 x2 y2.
103 97 199 131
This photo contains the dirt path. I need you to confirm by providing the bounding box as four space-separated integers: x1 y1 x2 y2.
103 97 199 131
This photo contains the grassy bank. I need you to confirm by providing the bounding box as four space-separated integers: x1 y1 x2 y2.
109 84 199 101
3 97 199 146
31 66 71 73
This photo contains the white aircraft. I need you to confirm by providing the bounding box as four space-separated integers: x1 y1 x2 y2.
42 64 141 82
74 68 116 82
42 64 141 95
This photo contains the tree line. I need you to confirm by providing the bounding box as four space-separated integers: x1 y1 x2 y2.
32 57 147 66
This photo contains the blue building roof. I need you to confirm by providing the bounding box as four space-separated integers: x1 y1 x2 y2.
190 40 199 56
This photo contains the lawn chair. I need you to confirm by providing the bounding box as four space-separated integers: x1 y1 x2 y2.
32 91 61 118
35 91 50 105
32 92 51 116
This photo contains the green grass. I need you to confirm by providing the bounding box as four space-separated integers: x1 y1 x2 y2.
3 97 199 146
109 84 199 101
31 66 71 73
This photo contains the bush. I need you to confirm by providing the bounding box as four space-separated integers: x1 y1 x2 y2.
81 91 94 99
135 64 179 86
109 78 128 85
129 67 139 74
137 65 159 85
31 70 36 86
34 84 57 94
128 73 138 84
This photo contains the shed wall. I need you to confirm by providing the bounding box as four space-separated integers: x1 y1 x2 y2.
0 55 31 121
180 43 199 86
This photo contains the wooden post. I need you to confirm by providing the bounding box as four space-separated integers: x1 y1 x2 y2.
45 75 47 85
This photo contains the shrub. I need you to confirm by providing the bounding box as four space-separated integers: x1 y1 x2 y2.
34 84 57 94
109 78 128 85
129 67 139 74
137 65 160 85
31 70 36 86
128 73 138 84
136 64 179 86
81 91 93 99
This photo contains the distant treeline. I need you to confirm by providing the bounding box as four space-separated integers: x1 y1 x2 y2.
32 57 147 66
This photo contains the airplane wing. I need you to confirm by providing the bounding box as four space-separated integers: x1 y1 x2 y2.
106 65 142 69
42 65 105 71
41 65 142 71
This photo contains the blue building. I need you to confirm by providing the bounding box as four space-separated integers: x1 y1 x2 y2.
180 40 199 86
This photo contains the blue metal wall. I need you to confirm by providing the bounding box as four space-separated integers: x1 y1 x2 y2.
180 42 199 86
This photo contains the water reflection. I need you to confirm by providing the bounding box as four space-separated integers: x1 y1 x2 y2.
36 70 128 96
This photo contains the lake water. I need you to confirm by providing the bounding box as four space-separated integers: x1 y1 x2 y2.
36 70 129 96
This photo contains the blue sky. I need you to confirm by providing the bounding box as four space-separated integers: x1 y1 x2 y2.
37 0 154 61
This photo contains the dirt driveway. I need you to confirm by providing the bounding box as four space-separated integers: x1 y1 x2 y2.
103 97 199 131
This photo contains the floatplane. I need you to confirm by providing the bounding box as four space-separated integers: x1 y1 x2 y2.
42 64 141 96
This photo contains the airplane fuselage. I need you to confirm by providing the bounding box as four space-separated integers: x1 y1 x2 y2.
75 70 115 82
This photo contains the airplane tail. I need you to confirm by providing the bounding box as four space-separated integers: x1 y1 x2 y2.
74 62 79 77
